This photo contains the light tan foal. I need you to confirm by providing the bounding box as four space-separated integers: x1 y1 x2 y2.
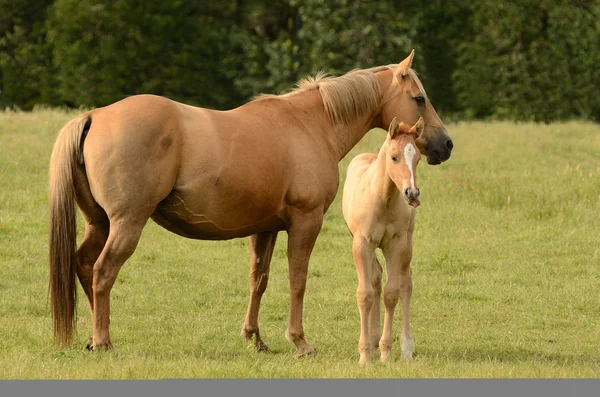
342 117 423 364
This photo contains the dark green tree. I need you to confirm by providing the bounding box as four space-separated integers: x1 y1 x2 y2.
453 0 600 122
47 0 245 109
0 0 55 109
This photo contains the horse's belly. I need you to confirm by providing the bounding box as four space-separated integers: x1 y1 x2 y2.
151 191 286 240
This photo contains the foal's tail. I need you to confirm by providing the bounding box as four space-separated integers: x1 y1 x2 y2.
48 113 90 348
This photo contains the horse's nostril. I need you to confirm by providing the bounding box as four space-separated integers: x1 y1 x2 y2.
446 139 454 150
415 188 420 197
404 188 410 197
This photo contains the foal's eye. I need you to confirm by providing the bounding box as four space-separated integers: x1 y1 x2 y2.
414 96 426 105
391 156 398 162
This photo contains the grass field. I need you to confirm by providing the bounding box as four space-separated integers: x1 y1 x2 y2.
0 108 599 378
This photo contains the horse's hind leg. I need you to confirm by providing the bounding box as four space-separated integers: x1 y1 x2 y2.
242 231 278 352
76 219 109 349
77 222 109 309
89 218 146 350
74 168 110 348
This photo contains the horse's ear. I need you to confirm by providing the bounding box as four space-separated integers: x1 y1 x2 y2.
397 49 415 78
410 117 424 138
388 117 400 139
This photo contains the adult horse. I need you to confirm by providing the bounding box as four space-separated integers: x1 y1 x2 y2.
49 50 453 357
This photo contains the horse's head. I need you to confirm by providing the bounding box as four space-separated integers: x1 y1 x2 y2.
380 50 453 165
385 117 423 208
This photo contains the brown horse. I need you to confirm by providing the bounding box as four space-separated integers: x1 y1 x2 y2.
343 117 423 364
49 50 452 357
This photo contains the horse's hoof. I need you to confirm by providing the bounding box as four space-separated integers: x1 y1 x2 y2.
294 346 316 359
85 337 93 351
86 340 113 351
256 340 269 353
242 327 269 353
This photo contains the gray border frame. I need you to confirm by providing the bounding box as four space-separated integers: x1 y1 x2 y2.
2 379 599 397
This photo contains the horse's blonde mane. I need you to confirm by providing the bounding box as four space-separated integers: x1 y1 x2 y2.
296 68 385 126
257 65 397 126
256 65 428 126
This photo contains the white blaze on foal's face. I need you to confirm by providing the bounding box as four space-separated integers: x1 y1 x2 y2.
386 117 424 207
387 135 420 194
403 142 417 188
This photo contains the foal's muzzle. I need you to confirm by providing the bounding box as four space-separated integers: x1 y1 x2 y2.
404 187 420 208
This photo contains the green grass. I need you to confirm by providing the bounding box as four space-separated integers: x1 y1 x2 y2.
1 109 599 378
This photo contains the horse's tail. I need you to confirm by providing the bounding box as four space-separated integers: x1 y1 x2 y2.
48 113 90 348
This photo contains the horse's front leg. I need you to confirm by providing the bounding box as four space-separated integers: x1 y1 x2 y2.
285 208 323 358
241 231 278 352
380 232 414 362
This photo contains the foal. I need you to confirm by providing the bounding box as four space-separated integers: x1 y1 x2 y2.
342 117 423 364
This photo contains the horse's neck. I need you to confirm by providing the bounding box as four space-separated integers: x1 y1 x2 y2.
286 69 394 162
285 91 375 162
372 142 399 203
328 115 381 161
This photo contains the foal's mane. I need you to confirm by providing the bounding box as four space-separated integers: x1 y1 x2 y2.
257 64 423 126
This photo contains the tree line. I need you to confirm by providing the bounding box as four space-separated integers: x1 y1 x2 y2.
1 0 598 122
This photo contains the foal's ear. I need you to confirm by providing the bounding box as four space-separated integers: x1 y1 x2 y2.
410 117 425 138
397 49 415 78
388 117 400 139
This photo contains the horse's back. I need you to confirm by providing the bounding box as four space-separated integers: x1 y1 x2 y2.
82 95 207 220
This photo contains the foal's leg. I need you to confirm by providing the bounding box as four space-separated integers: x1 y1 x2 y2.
89 219 145 350
285 209 323 358
369 257 383 353
352 236 377 365
242 231 278 352
380 232 414 362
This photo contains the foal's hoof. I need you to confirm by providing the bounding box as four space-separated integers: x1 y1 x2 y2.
401 338 415 360
85 337 93 351
379 350 391 364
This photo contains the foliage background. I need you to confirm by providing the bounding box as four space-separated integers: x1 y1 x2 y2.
1 0 599 122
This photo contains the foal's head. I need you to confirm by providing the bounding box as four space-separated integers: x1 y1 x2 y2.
385 117 424 208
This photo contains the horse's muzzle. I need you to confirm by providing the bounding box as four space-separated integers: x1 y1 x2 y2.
425 130 453 165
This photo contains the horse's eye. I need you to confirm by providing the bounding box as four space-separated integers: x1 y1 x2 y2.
391 156 398 162
414 96 426 105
